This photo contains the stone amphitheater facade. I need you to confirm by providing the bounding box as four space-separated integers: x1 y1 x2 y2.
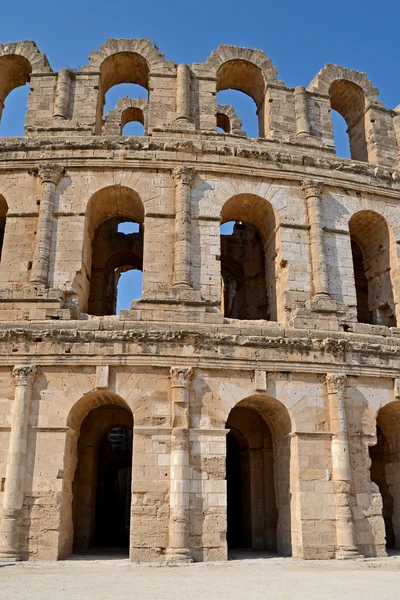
0 39 400 563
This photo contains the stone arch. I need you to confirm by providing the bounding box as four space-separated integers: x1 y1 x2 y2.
59 390 133 558
225 394 293 556
216 103 245 136
308 65 381 163
206 45 282 138
0 41 51 123
307 64 380 102
82 186 145 313
104 97 148 135
349 210 398 326
85 39 174 133
220 194 277 320
369 400 400 551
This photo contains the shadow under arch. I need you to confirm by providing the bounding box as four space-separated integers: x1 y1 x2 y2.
220 194 277 321
225 394 293 558
59 390 133 559
80 185 145 313
369 400 400 551
0 194 9 260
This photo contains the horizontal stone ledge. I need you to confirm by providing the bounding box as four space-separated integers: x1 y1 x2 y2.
133 426 172 435
289 431 334 438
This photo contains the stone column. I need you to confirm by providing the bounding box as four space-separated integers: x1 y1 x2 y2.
175 64 192 124
0 365 37 561
30 164 64 286
294 86 311 137
53 69 72 119
166 366 193 562
326 373 361 558
302 180 330 298
172 166 195 289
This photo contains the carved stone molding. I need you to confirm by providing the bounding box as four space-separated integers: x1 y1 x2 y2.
301 179 323 199
325 373 347 395
170 366 194 388
37 163 64 185
172 165 195 186
12 365 37 386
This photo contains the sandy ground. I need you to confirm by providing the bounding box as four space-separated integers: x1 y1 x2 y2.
1 554 400 600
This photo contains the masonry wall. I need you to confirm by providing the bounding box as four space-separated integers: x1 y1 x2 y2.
1 39 400 563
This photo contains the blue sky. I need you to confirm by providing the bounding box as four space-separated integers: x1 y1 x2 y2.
1 0 399 312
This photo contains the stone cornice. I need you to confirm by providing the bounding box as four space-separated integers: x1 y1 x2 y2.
0 137 399 196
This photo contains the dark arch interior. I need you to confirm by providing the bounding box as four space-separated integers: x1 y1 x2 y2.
370 426 396 549
226 405 278 554
88 217 143 315
349 211 396 327
221 221 268 319
72 404 133 555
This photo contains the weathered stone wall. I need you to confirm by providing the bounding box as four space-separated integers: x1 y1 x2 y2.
0 39 400 563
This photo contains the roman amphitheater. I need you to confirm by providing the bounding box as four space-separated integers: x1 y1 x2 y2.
0 38 400 564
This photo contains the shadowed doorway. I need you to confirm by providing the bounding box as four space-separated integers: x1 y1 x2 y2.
72 404 133 555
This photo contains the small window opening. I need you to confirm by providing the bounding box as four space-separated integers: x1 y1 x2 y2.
216 112 231 134
118 222 140 234
217 89 258 138
116 268 143 313
104 83 148 115
220 221 235 235
122 120 144 136
0 83 30 137
331 109 351 159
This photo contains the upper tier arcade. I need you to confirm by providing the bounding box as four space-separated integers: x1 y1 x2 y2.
0 39 399 168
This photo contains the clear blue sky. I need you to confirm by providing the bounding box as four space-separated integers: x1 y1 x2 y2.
1 0 399 313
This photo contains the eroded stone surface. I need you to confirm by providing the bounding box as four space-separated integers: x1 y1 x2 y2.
0 39 399 562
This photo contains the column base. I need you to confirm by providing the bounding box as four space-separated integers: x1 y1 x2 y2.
335 547 364 560
0 548 21 562
165 548 193 563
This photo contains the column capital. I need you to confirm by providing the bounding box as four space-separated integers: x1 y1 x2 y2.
301 179 323 199
325 373 346 395
172 166 195 186
12 365 37 387
38 163 64 185
170 366 194 388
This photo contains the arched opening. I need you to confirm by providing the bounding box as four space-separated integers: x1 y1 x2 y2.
331 109 351 159
96 53 150 133
216 60 266 138
349 211 397 326
0 55 32 136
220 195 277 320
216 111 231 134
216 90 257 138
226 396 292 557
329 80 368 162
121 106 145 136
84 186 145 315
0 195 9 260
370 401 400 551
58 392 133 558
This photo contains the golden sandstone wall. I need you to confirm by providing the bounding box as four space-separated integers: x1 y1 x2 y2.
0 39 399 562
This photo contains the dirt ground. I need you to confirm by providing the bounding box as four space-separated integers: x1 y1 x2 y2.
1 555 400 600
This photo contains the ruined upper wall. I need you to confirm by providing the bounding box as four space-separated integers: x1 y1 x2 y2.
0 39 399 168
